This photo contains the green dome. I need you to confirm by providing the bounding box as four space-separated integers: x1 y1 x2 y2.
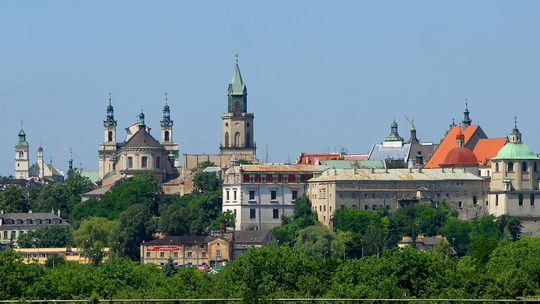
493 142 539 160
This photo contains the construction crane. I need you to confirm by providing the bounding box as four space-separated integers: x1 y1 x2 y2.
405 116 415 130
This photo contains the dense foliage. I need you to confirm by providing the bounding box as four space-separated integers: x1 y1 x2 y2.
3 237 540 300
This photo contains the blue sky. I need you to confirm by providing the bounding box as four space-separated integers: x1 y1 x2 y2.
1 1 540 175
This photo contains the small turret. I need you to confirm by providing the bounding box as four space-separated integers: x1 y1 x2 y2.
384 118 404 142
462 101 472 128
138 109 146 127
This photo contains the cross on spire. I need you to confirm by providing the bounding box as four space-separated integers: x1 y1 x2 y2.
108 92 112 104
165 92 168 104
514 115 518 129
235 53 239 64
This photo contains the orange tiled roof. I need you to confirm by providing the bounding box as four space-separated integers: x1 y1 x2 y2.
424 125 481 168
473 138 507 166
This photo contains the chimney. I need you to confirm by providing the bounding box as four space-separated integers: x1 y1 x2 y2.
371 167 375 173
57 209 61 217
409 168 413 173
220 219 226 233
418 168 423 173
442 167 445 173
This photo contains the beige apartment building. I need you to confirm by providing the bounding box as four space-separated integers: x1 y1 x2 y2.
308 167 488 226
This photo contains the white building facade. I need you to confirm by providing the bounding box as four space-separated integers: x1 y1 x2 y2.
222 164 323 231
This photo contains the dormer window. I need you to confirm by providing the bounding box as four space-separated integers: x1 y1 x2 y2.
16 219 23 225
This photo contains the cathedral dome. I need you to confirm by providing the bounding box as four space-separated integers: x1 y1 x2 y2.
493 143 538 160
442 147 478 167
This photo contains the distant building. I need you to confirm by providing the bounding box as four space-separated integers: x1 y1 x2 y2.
15 247 110 264
140 233 233 267
368 119 437 168
487 124 540 235
14 128 64 183
424 104 506 177
296 152 342 165
180 59 258 194
222 164 324 231
95 94 180 194
0 211 69 248
233 230 276 257
308 168 487 227
398 234 455 254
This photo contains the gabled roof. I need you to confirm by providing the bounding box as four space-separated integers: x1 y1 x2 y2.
424 125 482 168
234 230 276 244
123 127 161 148
368 143 411 162
473 138 507 166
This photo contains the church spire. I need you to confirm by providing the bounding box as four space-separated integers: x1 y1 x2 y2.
138 108 146 127
462 100 472 128
18 121 28 145
228 54 248 113
509 115 522 144
104 93 117 127
161 93 173 128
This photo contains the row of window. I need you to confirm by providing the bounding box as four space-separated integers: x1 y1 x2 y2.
247 174 302 183
127 156 161 169
496 162 538 173
249 208 280 219
225 190 298 201
146 250 222 258
493 194 536 206
2 219 61 225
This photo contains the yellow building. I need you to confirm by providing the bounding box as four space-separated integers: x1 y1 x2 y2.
14 247 110 264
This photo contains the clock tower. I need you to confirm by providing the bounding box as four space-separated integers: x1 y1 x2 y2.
220 57 256 156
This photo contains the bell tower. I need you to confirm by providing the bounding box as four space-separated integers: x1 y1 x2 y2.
99 93 118 179
15 123 30 179
160 93 179 167
220 56 256 156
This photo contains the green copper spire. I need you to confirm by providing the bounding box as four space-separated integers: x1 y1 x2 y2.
161 93 173 128
493 118 538 160
462 100 472 128
138 108 145 126
227 54 248 113
104 93 117 127
229 54 246 95
384 118 404 142
17 121 28 146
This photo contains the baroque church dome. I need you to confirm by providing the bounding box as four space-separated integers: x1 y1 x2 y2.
442 147 478 167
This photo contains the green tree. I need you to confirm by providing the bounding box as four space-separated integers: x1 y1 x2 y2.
112 204 155 261
273 195 318 245
192 172 222 194
74 217 116 263
0 186 30 212
495 214 522 241
0 250 44 300
439 218 472 255
163 257 177 277
17 225 73 248
294 225 334 259
44 255 66 268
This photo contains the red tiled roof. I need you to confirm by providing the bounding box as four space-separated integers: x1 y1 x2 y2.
296 152 342 164
473 138 507 166
424 125 481 168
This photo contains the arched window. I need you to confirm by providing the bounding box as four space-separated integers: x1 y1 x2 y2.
224 132 229 147
522 162 528 172
108 131 113 142
141 156 148 169
473 195 477 205
234 132 241 147
508 162 514 172
531 194 535 206
246 132 251 147
495 163 499 172
128 156 133 169
164 131 170 142
519 194 524 206
19 151 24 158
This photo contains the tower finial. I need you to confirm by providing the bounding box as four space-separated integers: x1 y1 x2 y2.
514 115 518 129
165 92 168 105
108 92 112 105
235 53 239 64
20 120 23 129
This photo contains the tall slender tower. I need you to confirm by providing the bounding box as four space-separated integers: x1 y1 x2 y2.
160 93 179 167
99 94 118 179
15 126 30 179
220 57 256 156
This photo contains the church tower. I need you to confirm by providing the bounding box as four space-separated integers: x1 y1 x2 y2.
160 94 180 167
99 94 118 179
15 126 30 179
220 57 256 156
